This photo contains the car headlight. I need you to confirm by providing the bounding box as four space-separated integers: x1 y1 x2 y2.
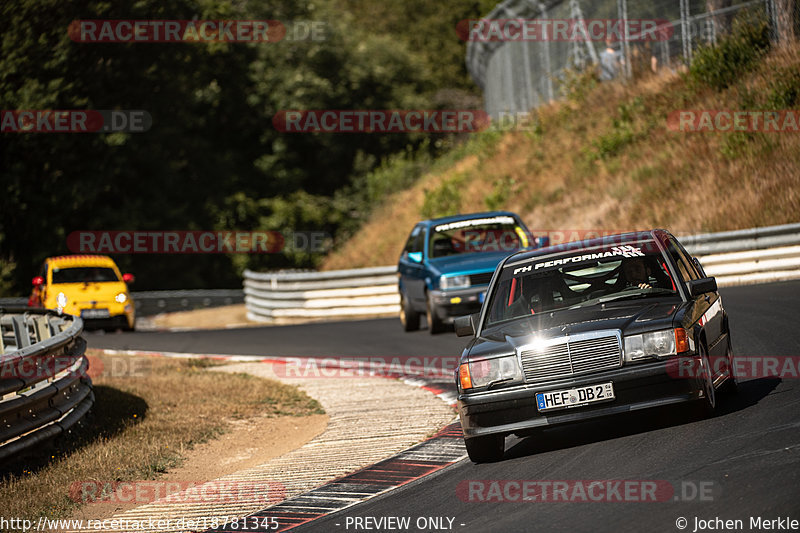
56 292 68 308
624 329 686 362
440 275 470 290
459 354 523 390
115 292 128 303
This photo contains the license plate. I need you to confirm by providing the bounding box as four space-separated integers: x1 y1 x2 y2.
479 292 486 303
81 308 110 319
536 382 615 412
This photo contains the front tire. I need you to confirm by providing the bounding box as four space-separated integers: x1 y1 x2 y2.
426 294 445 335
465 434 505 463
692 344 717 418
400 292 420 332
720 336 739 395
120 315 135 332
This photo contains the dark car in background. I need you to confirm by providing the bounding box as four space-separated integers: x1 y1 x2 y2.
397 211 546 334
453 229 737 462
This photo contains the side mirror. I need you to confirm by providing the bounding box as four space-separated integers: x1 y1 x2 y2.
688 277 717 297
122 273 135 284
407 252 423 264
455 313 480 337
692 257 707 278
32 276 44 287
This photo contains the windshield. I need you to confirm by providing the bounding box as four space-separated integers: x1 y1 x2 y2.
428 216 528 259
51 267 120 284
485 243 678 327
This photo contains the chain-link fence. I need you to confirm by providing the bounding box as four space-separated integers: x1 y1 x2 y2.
466 0 799 119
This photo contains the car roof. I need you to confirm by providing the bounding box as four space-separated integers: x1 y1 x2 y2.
419 211 520 228
502 229 670 265
46 255 118 268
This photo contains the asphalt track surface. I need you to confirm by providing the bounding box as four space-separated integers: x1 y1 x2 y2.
88 281 800 533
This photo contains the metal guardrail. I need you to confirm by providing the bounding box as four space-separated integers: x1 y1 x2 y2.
0 308 93 462
243 267 400 323
0 290 245 318
681 222 800 255
0 297 28 307
130 289 244 316
681 223 800 286
244 223 800 322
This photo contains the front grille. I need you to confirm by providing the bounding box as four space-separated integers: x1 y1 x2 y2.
468 272 493 285
518 331 622 383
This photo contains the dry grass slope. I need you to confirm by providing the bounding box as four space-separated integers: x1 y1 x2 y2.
324 45 800 270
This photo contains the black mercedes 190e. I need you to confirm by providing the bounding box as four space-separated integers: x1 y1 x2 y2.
453 230 738 463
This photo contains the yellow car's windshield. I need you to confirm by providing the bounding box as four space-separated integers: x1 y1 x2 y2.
51 267 120 284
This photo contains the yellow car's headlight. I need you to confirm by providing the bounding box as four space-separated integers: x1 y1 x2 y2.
115 293 128 304
56 292 68 308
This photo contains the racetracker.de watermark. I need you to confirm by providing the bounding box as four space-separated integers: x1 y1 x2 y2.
272 110 491 133
274 356 459 379
667 110 800 133
0 354 148 382
523 229 663 253
453 229 528 254
667 356 800 380
69 20 286 43
457 18 673 42
529 229 637 245
66 230 330 254
458 480 716 502
1 110 151 133
0 355 87 382
69 480 285 505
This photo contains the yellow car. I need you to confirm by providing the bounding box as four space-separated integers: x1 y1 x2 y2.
29 255 136 330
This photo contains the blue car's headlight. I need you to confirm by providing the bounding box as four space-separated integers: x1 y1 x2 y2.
440 275 470 290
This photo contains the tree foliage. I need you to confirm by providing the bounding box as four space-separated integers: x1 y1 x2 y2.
0 0 491 292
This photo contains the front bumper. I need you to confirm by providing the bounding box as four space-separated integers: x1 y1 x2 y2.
61 302 135 329
429 286 488 323
457 358 704 438
81 314 133 330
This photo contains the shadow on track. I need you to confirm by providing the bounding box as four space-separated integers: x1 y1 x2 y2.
502 378 779 461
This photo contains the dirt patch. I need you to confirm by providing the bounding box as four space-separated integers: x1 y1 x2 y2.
143 304 397 330
72 413 328 521
144 304 255 330
164 413 327 479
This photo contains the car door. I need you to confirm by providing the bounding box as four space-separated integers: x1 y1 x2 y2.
398 225 427 311
668 237 725 360
675 238 725 357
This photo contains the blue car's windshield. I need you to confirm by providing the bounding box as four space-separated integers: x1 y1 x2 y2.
428 216 528 259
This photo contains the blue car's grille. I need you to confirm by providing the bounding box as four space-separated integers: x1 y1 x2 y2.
518 331 622 383
468 272 493 286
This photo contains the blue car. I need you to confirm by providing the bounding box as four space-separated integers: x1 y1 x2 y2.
398 211 544 334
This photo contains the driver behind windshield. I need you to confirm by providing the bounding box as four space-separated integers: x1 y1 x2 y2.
616 255 678 293
621 257 652 289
